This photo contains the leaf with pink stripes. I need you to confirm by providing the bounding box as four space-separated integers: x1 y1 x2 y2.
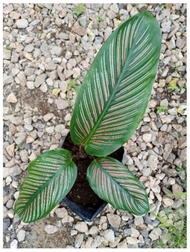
87 157 149 215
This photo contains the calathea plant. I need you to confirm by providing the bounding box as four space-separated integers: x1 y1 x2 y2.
14 11 161 223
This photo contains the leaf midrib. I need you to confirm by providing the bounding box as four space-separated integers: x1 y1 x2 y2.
83 30 135 147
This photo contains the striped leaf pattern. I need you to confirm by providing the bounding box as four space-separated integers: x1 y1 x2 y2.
87 157 149 215
14 149 77 223
70 11 161 156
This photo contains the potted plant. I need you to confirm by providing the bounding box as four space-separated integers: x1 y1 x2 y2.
14 11 161 223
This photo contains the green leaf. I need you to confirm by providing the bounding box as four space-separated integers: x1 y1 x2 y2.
70 11 161 156
14 149 77 223
87 157 149 215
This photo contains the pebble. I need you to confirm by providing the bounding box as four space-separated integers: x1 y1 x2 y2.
147 155 158 170
107 214 121 229
103 229 115 243
75 234 84 248
3 4 14 14
3 165 22 178
172 184 183 199
34 73 47 87
55 208 68 218
149 228 162 241
17 229 26 242
75 222 88 233
143 133 152 143
10 239 18 249
24 44 34 53
6 92 17 103
16 19 29 28
88 226 99 236
43 113 54 122
44 225 58 234
163 197 174 207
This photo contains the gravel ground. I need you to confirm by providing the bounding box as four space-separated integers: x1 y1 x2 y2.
3 3 187 248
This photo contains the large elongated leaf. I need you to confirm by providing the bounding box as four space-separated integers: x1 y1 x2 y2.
87 157 149 215
70 11 161 156
14 149 77 223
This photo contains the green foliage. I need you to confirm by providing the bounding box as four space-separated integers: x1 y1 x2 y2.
15 11 161 223
87 157 149 215
97 16 104 22
154 193 187 248
14 149 77 223
66 79 80 107
5 44 13 50
156 105 168 114
74 4 85 17
70 11 161 157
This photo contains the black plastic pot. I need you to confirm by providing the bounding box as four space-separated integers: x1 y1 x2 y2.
60 132 124 222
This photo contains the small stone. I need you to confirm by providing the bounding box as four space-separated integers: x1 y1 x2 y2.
3 48 11 60
91 236 104 248
147 155 158 171
110 3 119 13
6 199 14 208
15 133 26 144
3 165 22 178
17 229 26 242
84 237 93 248
10 239 18 249
20 149 28 163
172 184 183 199
55 98 68 110
178 136 186 149
6 143 15 157
143 133 152 143
123 155 133 165
72 23 86 36
27 81 34 89
34 74 47 87
75 234 84 248
55 208 68 218
44 225 58 234
103 229 115 243
46 78 53 86
117 239 128 248
46 126 54 134
161 20 171 33
88 226 99 236
163 144 173 160
179 148 186 162
160 99 168 107
127 237 139 245
3 4 14 14
40 83 48 93
149 228 162 241
131 228 140 238
6 92 17 103
23 52 33 61
24 44 34 53
51 46 63 56
104 26 112 40
107 10 117 19
107 214 121 229
163 197 174 207
168 177 175 185
134 216 144 226
16 19 29 28
61 215 74 223
75 222 88 233
43 113 54 122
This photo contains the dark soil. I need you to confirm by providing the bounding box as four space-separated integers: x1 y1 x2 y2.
62 133 124 208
